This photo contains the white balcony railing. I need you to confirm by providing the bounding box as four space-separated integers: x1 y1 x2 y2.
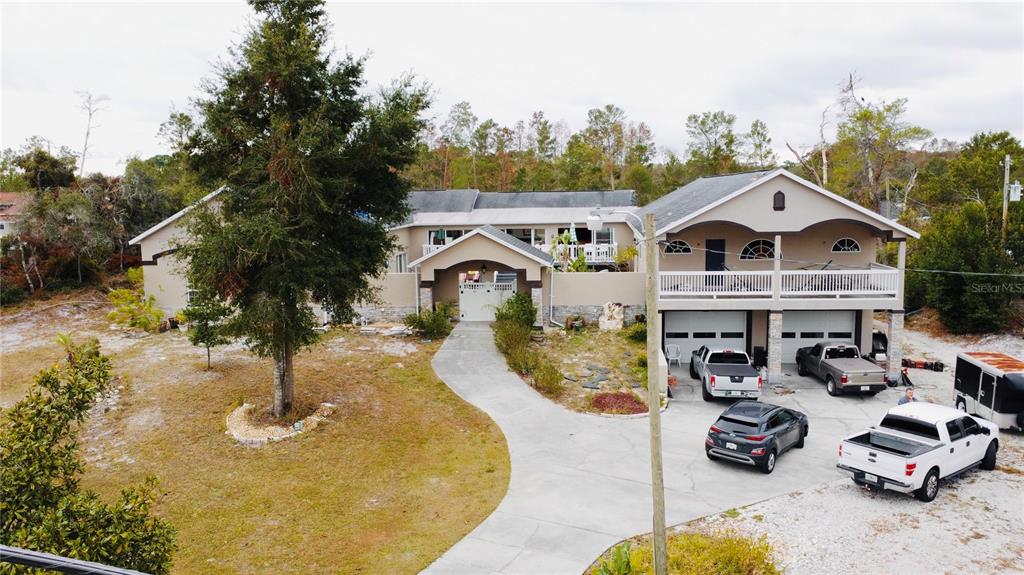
423 244 445 256
660 268 899 300
660 271 773 298
542 243 618 264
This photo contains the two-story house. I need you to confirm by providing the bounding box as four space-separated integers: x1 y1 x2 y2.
130 168 915 386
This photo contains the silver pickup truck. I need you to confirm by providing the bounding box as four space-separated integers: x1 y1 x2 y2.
690 346 762 402
795 342 887 396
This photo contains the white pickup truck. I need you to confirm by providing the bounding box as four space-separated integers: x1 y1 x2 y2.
837 402 999 502
689 346 762 402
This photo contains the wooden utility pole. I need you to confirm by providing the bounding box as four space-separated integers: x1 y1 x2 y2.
1002 154 1012 251
644 212 668 575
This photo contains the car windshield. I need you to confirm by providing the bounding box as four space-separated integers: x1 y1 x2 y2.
825 347 858 359
879 415 940 441
708 352 749 365
716 416 759 434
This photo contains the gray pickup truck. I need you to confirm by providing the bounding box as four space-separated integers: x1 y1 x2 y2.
795 342 887 396
690 346 762 402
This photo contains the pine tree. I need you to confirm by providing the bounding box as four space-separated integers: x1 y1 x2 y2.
183 288 231 369
177 0 428 416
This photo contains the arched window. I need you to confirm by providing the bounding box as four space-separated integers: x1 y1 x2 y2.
663 240 692 254
740 239 776 260
831 237 861 253
773 191 786 211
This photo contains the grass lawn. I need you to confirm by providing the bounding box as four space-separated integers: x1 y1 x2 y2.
1 300 510 574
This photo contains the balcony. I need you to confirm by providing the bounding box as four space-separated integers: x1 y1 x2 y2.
659 266 899 305
541 243 619 265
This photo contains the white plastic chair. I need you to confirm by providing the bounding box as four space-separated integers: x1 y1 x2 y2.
665 344 682 367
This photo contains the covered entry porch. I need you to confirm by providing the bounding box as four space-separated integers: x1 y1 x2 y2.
409 225 553 323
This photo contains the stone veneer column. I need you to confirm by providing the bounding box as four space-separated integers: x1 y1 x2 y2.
531 287 544 326
887 310 904 381
767 310 784 385
419 287 433 312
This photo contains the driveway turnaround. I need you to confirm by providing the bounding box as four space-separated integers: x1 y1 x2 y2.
423 322 904 574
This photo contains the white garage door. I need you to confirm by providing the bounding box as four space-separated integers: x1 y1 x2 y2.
781 310 856 362
664 311 747 361
459 282 515 321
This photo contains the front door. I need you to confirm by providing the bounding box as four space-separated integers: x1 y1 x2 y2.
705 239 726 271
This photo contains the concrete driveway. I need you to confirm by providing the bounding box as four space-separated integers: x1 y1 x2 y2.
423 322 908 575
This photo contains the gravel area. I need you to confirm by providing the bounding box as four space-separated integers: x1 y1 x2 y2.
694 437 1024 575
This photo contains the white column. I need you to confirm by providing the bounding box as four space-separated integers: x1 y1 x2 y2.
419 286 433 312
772 234 782 301
896 240 907 308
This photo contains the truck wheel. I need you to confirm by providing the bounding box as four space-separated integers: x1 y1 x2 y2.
797 361 807 376
980 440 998 471
914 468 940 502
796 426 807 448
689 360 698 379
759 449 777 474
701 381 713 402
826 377 841 397
955 398 967 413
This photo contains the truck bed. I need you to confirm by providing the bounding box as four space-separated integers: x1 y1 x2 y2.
826 358 885 373
705 364 760 377
845 430 935 458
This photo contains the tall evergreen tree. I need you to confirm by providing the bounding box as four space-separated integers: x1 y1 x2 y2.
177 0 428 416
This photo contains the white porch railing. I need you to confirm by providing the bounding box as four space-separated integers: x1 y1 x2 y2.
660 268 899 300
659 271 773 298
780 268 898 297
542 243 618 264
422 244 444 256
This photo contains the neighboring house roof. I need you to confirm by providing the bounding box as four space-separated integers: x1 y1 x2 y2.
0 192 29 221
128 187 224 245
640 168 920 239
408 189 479 213
408 224 554 268
473 190 635 210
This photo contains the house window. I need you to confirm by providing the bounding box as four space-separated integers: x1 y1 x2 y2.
740 239 776 260
503 228 545 245
831 237 861 253
663 240 692 254
427 229 464 245
593 228 614 245
773 191 786 211
394 252 408 273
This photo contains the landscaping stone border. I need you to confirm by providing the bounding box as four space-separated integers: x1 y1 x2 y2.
552 304 645 326
226 402 336 447
351 304 418 324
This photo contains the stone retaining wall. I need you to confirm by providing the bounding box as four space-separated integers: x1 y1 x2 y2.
551 304 646 326
353 304 419 324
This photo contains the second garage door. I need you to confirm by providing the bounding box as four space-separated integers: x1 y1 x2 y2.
664 311 747 360
781 310 856 362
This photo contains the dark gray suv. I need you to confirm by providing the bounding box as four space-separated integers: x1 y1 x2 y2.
705 401 809 474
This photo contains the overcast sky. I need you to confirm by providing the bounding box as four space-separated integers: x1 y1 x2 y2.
3 1 1022 176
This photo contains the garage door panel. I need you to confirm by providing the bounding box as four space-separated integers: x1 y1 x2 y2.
781 310 855 361
665 311 747 360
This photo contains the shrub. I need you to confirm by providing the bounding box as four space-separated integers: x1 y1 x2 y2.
533 359 564 397
494 319 532 355
106 268 163 332
624 530 778 575
0 336 177 573
613 245 638 271
622 322 646 344
506 344 539 375
494 292 537 327
404 305 454 339
596 542 632 575
591 392 647 415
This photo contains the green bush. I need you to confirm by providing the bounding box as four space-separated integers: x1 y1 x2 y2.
596 542 632 575
404 304 454 338
494 319 532 355
494 292 537 327
106 268 163 332
621 322 646 343
613 530 779 575
533 359 564 397
506 344 540 375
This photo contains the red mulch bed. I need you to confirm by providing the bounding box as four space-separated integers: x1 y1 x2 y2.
592 391 647 415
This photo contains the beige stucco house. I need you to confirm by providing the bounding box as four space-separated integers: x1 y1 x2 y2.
130 168 917 385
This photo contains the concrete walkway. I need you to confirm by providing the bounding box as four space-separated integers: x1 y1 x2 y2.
423 322 898 574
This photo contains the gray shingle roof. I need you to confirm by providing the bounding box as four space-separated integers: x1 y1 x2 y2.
473 190 635 209
408 189 479 213
638 170 773 232
476 225 554 265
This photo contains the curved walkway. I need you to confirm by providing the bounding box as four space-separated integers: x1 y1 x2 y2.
423 322 894 574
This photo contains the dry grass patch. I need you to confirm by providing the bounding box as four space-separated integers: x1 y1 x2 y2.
3 303 510 575
537 327 649 413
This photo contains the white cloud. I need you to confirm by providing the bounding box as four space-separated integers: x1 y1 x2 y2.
2 0 1021 175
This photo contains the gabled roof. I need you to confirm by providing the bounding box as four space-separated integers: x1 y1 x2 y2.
129 187 224 245
0 192 29 220
408 189 479 213
408 224 554 268
399 189 636 228
473 190 635 210
639 169 919 239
